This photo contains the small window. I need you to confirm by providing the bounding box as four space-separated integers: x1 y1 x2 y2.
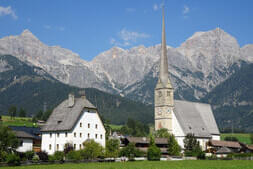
95 134 98 139
88 123 90 128
49 144 52 150
50 133 52 138
95 124 98 129
189 126 192 130
100 134 103 139
158 91 162 97
57 120 62 124
74 132 76 137
80 133 82 138
57 133 60 137
56 144 59 150
79 144 82 149
74 144 76 150
80 123 82 127
20 140 23 146
88 133 90 139
65 132 68 137
167 91 170 96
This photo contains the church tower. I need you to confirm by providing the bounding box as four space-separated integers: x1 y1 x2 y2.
154 8 174 132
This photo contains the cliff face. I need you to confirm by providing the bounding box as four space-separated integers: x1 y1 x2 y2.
0 28 252 103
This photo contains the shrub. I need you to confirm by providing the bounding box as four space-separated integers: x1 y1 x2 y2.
0 151 8 162
25 151 34 160
6 154 21 166
197 151 206 159
66 150 81 161
135 149 145 157
147 145 161 161
119 143 136 160
105 139 120 158
36 151 48 162
54 151 64 161
32 154 39 162
64 143 74 155
81 140 104 159
48 155 55 162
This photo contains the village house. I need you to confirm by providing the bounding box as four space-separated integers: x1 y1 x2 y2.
154 9 220 150
40 93 106 155
9 126 41 152
121 137 169 156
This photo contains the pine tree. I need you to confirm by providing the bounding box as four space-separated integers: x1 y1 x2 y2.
167 134 181 156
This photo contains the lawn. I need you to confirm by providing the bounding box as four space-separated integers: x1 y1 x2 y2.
221 133 252 144
1 160 253 169
109 124 122 130
0 115 37 127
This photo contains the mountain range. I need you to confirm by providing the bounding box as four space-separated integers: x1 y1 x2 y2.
0 55 153 125
0 28 253 131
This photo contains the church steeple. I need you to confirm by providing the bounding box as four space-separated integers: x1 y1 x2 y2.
154 7 174 132
158 7 172 88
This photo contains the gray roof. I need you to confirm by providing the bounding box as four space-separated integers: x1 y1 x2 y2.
13 130 35 139
41 97 96 132
216 147 232 154
174 100 220 138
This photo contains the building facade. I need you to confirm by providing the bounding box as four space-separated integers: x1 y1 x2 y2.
154 9 220 150
41 94 106 155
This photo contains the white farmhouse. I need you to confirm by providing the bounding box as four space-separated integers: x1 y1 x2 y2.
13 130 34 152
154 9 220 150
41 93 106 155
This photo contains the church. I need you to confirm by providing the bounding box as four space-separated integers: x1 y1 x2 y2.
154 10 220 150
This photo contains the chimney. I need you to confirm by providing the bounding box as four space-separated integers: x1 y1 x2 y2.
68 93 75 107
79 90 86 100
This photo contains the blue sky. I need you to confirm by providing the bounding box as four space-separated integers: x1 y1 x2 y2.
0 0 253 61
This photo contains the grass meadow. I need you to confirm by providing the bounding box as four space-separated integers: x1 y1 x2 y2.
1 160 253 169
1 115 36 127
221 133 252 144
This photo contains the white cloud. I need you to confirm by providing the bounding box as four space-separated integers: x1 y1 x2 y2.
153 4 158 11
118 28 150 42
0 6 17 19
183 5 190 14
58 26 65 31
153 3 163 11
126 8 136 13
44 25 65 31
110 28 150 47
44 25 51 29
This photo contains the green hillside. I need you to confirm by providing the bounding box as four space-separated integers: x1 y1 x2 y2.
202 61 253 132
221 133 252 144
0 55 153 125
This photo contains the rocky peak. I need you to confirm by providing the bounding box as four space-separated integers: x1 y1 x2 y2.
177 28 241 72
20 29 38 40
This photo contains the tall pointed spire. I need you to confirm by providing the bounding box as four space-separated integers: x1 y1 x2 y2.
159 7 170 87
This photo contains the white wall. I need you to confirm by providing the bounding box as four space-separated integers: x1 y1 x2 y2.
172 111 211 151
16 138 33 152
42 109 106 155
212 135 220 140
172 111 185 149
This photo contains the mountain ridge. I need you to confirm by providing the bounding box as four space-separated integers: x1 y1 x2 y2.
0 28 253 103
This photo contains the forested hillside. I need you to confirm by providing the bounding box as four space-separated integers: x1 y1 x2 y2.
0 55 153 125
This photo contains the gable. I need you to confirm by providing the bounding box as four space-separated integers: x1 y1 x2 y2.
173 100 219 138
41 97 97 132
